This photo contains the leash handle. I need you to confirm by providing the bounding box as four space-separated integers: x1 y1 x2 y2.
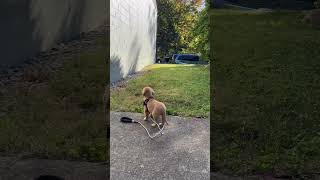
120 117 136 123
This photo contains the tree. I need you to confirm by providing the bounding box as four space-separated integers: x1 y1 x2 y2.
156 0 180 58
188 8 209 61
156 0 204 59
188 0 209 61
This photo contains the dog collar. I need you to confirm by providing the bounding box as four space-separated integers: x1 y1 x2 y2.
143 99 149 106
143 98 152 106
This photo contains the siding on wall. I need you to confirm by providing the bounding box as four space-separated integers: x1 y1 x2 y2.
0 0 107 69
110 0 157 83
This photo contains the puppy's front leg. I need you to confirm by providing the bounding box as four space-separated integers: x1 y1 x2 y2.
143 107 149 121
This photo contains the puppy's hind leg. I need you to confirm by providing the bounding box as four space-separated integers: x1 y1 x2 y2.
162 112 169 126
151 113 159 127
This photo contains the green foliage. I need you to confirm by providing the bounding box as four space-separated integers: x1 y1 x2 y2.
208 0 213 9
188 9 209 61
156 0 180 57
314 0 320 8
156 0 209 60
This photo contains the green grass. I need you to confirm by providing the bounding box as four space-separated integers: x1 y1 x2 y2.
110 64 210 118
0 38 107 162
211 10 320 176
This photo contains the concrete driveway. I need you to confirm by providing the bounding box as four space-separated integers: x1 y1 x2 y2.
110 111 210 180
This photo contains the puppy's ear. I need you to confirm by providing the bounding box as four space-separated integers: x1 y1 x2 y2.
142 88 146 96
151 89 155 97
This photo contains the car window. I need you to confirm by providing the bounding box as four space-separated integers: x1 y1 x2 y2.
177 55 199 61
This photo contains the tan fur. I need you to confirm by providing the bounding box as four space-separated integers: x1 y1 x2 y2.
142 87 168 126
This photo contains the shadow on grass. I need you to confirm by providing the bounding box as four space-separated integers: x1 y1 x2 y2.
211 9 320 176
0 47 107 162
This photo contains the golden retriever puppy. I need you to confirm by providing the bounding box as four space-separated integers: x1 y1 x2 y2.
142 87 168 127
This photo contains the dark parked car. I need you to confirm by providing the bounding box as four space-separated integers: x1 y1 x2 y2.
172 54 179 61
175 54 200 64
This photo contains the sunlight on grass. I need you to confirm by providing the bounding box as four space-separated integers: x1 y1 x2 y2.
142 64 196 70
111 64 209 118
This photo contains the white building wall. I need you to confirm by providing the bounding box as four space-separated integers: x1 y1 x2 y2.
110 0 157 83
0 0 107 68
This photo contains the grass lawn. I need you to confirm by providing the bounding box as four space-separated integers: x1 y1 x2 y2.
110 64 210 118
0 38 108 162
211 10 320 176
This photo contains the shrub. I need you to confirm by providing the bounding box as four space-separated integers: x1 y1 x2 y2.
315 0 320 8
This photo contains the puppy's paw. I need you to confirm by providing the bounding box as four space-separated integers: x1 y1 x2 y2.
143 117 148 121
159 123 163 126
151 123 156 127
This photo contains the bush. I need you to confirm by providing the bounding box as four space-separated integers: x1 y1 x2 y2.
315 0 320 8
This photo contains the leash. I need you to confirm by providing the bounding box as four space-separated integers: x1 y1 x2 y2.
120 116 165 140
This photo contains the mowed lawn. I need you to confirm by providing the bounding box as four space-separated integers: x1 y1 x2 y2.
110 64 210 118
211 10 320 176
0 38 108 162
